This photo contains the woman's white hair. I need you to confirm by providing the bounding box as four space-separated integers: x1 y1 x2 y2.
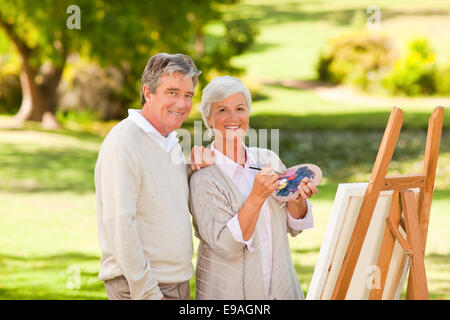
199 76 252 130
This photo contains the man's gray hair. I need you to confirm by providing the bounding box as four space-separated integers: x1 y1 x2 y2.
199 76 252 130
140 53 201 106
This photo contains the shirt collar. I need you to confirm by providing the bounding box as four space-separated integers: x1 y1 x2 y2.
127 108 179 151
211 141 258 180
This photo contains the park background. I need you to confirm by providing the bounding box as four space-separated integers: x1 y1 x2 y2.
0 0 449 299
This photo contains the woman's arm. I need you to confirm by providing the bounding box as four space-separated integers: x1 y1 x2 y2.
237 166 279 241
286 197 308 219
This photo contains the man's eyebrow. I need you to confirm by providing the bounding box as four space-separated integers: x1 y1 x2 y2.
165 88 194 95
165 87 180 92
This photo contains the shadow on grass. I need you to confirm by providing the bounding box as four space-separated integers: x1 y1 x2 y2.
231 3 450 29
186 108 450 133
248 111 450 131
0 252 105 300
4 126 104 144
190 114 450 192
0 142 98 194
1 109 448 194
0 252 99 263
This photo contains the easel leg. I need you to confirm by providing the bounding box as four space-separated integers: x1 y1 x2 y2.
401 190 429 300
369 190 401 300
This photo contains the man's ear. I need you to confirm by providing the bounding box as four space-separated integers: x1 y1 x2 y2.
143 85 152 104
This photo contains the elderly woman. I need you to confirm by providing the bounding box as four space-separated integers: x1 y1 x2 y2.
189 76 318 300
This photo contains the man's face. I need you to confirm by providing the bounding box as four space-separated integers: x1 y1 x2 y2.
142 72 194 137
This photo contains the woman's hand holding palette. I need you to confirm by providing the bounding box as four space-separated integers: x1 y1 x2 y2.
273 164 322 202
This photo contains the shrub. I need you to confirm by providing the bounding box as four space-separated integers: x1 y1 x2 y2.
383 37 437 96
0 72 21 114
316 31 395 90
58 62 129 121
435 58 450 95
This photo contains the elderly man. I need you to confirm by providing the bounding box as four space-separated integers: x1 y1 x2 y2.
95 53 211 300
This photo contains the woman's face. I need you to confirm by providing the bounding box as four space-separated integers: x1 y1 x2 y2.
207 92 249 144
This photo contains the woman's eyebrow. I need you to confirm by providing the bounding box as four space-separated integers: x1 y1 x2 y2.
216 103 246 108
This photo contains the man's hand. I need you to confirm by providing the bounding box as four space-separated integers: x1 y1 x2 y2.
190 146 215 171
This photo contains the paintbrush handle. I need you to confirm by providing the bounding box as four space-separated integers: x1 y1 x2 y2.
249 166 284 175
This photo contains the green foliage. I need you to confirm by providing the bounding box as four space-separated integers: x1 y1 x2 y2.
383 38 437 96
0 22 21 113
317 31 449 97
316 31 395 90
0 0 257 118
193 17 259 89
224 19 259 56
58 62 127 121
435 58 450 95
0 0 198 68
0 69 20 114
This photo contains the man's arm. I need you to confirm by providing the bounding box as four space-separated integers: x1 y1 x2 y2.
99 148 164 300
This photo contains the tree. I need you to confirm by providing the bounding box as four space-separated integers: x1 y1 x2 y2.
0 0 255 127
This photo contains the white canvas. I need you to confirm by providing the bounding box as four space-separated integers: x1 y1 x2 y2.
307 183 416 300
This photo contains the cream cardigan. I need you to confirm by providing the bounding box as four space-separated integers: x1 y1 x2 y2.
189 147 305 300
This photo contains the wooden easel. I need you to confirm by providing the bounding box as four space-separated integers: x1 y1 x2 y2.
330 106 444 300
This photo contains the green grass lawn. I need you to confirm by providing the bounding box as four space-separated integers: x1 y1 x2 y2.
0 125 448 300
1 0 449 300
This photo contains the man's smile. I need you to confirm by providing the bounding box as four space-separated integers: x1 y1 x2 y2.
168 110 185 117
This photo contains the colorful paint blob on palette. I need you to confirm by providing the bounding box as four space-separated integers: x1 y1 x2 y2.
275 166 315 197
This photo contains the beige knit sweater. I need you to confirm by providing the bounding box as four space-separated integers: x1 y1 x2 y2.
95 118 193 300
189 147 305 300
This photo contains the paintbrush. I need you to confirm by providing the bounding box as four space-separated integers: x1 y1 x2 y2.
249 166 285 175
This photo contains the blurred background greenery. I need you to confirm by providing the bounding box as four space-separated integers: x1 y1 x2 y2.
0 0 448 299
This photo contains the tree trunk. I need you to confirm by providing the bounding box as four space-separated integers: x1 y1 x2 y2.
195 32 204 57
14 64 43 122
39 63 64 129
0 11 61 129
14 62 63 129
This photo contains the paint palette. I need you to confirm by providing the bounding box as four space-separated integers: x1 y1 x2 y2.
273 164 322 202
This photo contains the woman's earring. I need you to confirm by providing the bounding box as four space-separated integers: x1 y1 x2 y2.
208 128 215 138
